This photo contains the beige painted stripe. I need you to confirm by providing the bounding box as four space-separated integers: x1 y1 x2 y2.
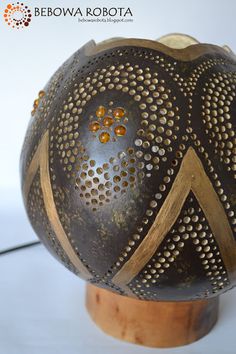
23 131 92 280
112 147 236 289
23 144 41 201
112 148 192 288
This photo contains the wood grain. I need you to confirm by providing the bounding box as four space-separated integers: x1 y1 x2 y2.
86 283 219 348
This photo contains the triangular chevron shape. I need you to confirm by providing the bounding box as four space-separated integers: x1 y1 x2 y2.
112 147 236 297
23 130 92 280
128 192 229 301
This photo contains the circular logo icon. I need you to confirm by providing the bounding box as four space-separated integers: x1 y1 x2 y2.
3 2 32 29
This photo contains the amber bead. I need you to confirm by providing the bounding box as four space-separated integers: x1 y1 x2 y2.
103 116 114 127
114 125 127 136
99 132 110 143
33 99 39 108
38 90 45 98
89 121 100 132
113 107 125 119
96 106 106 118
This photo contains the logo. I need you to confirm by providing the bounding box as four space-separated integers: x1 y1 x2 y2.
3 2 32 29
2 2 133 28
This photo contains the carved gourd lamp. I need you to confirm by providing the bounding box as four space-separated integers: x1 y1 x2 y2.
21 34 236 348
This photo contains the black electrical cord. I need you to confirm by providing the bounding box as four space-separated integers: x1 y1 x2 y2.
0 241 41 256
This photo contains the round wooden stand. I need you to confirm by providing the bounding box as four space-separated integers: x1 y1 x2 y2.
86 284 219 348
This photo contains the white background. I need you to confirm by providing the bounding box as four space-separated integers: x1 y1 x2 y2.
0 0 236 353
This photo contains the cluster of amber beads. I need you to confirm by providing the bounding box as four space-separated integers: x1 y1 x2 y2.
31 90 45 116
89 105 127 144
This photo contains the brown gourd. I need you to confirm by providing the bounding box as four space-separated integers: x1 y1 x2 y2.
21 34 236 348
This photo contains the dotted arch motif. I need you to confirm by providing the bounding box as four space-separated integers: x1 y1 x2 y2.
51 60 184 212
201 72 236 179
165 55 236 237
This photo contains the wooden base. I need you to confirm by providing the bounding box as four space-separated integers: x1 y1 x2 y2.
86 284 219 348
